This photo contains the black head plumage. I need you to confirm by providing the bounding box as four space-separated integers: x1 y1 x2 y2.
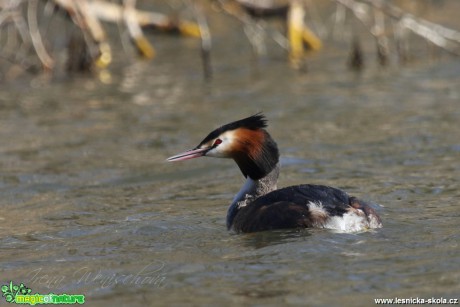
196 113 267 148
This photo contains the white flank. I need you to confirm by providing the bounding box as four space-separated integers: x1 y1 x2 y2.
306 201 329 227
323 211 370 232
307 201 377 232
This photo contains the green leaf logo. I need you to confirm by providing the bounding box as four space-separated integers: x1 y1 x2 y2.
1 281 32 303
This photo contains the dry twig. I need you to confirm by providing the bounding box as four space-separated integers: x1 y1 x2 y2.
27 0 54 70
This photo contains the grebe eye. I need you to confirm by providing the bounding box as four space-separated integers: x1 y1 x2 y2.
213 138 222 146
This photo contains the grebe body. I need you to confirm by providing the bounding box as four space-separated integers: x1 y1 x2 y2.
167 114 382 233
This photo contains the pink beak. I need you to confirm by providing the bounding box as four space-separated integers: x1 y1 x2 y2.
166 147 209 162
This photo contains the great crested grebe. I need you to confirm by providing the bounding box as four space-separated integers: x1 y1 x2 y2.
167 114 382 233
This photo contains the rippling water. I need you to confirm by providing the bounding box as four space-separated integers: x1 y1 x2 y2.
1 11 460 306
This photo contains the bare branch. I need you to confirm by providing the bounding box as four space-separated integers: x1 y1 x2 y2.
123 0 155 59
190 1 212 79
27 0 54 70
53 0 112 68
336 0 460 56
217 0 269 55
87 0 200 36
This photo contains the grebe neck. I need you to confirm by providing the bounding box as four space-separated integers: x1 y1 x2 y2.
226 163 280 229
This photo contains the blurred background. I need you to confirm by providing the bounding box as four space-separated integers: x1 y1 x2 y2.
1 1 459 306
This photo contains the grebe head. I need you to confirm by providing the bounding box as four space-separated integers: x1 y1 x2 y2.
167 113 279 180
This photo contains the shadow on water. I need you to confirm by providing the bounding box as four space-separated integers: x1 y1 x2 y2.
236 228 314 249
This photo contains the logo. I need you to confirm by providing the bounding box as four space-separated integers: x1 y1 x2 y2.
1 281 85 305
